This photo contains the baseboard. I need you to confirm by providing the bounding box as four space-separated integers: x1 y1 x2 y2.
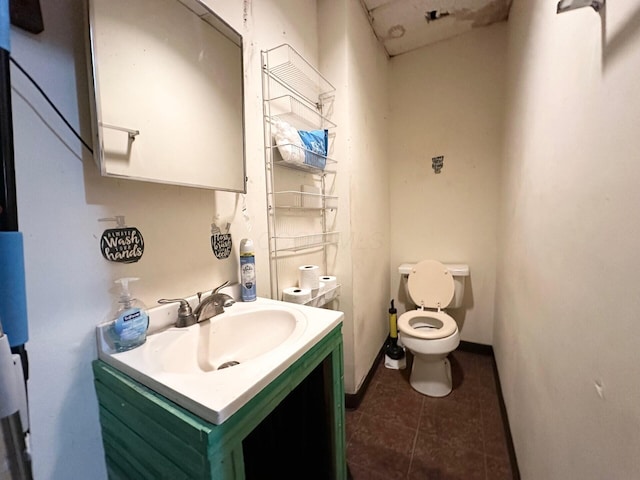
344 341 386 410
458 340 494 356
489 348 521 480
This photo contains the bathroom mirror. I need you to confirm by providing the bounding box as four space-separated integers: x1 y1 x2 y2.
86 0 246 192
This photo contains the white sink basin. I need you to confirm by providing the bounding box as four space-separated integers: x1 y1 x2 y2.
96 297 342 425
151 305 302 374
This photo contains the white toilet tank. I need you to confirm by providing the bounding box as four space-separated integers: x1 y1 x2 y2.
399 262 469 309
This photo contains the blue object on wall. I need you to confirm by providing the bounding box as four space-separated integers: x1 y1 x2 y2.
0 232 28 347
0 0 9 52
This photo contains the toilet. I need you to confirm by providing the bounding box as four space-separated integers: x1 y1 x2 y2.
398 260 469 397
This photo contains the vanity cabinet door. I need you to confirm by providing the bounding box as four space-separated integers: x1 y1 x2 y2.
93 361 225 479
93 324 346 479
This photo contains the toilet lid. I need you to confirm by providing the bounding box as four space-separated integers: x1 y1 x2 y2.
408 259 454 309
398 310 458 339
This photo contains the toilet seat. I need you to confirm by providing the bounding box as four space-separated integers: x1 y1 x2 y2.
407 260 455 309
400 260 458 340
398 310 457 340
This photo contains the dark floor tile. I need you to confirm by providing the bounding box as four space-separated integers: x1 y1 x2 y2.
410 431 485 480
345 409 362 444
422 388 481 427
348 461 395 480
417 409 437 435
436 413 484 453
452 352 496 392
347 350 515 480
348 413 415 479
451 353 489 391
474 354 496 379
359 382 424 431
444 377 483 408
482 409 510 459
450 350 478 369
485 453 513 480
372 359 414 393
478 378 500 413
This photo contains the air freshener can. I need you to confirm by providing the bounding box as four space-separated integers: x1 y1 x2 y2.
240 239 256 301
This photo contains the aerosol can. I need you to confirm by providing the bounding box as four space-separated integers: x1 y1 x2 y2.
384 299 406 369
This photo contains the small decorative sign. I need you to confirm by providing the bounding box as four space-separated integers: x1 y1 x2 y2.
432 155 444 174
101 227 144 263
211 233 232 259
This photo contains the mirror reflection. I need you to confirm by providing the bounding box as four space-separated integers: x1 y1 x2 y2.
86 0 246 192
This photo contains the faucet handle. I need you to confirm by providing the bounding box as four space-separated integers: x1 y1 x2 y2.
213 280 231 294
196 281 231 301
157 298 196 328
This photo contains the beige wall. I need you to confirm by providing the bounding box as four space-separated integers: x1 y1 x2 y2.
318 0 356 392
345 0 390 393
388 25 507 345
13 0 391 475
494 1 640 478
11 1 319 477
19 0 638 477
319 0 390 393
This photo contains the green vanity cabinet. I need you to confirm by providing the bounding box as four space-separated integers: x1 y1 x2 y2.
92 325 346 479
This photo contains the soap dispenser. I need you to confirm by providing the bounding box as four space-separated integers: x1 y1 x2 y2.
109 277 149 352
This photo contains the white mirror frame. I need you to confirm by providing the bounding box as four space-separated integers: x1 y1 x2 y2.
85 0 246 192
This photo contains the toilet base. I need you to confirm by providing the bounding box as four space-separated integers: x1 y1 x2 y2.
409 353 453 397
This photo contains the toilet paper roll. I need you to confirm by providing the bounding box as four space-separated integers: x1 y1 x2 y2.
298 265 320 290
309 282 325 303
319 275 337 290
319 275 338 301
282 287 312 305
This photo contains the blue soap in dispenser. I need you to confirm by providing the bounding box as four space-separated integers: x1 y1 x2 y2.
110 277 149 352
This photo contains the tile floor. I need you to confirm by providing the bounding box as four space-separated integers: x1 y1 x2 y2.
346 349 516 480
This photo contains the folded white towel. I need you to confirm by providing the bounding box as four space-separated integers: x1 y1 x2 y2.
272 118 304 164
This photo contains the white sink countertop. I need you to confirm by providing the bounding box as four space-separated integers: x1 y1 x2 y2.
96 296 343 425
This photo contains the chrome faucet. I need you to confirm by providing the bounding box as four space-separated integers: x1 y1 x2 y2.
158 281 235 328
193 281 236 322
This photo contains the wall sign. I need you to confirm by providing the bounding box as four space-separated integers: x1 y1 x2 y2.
101 227 144 263
211 233 232 259
432 155 444 174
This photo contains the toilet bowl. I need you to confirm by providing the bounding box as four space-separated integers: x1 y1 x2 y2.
398 259 468 397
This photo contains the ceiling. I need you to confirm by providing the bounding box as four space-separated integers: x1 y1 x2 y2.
360 0 513 57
